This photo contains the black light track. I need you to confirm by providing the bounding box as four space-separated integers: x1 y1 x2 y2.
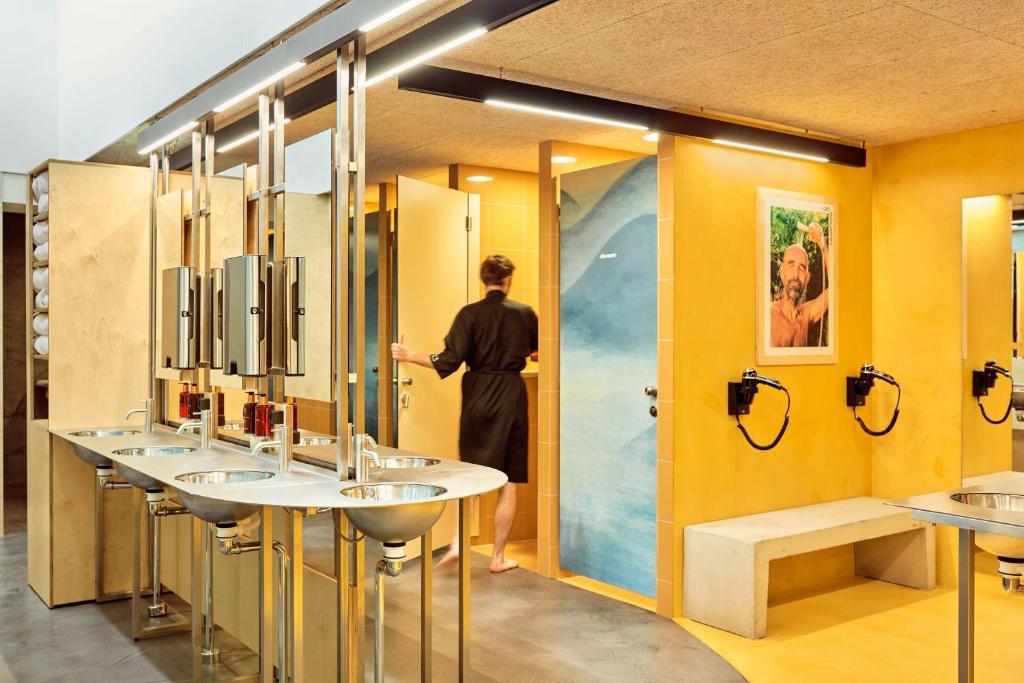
397 65 867 167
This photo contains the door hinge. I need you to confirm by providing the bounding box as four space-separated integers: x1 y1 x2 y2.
465 216 472 232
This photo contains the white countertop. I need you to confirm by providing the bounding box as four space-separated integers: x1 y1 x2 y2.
53 426 507 510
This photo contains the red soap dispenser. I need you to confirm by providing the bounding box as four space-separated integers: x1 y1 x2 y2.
255 394 271 437
178 383 190 419
242 392 256 434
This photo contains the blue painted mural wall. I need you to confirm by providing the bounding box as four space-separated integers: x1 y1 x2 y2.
559 155 658 597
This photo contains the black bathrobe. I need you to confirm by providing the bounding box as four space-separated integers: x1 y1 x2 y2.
430 290 538 483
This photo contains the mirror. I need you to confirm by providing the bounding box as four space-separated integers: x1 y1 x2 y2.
962 194 1015 481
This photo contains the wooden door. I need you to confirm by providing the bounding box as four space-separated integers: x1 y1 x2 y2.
396 176 478 550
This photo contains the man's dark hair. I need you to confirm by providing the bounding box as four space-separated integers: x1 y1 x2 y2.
480 255 515 286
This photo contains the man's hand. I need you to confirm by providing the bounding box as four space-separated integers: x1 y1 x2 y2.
391 334 412 363
804 222 825 249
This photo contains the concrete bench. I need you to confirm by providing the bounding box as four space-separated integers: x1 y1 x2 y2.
683 496 935 639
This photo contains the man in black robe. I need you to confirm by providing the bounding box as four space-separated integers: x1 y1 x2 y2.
391 255 538 573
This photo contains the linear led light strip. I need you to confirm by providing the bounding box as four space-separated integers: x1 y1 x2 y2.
214 62 307 113
484 98 648 131
365 27 487 87
360 0 428 32
218 118 292 153
138 121 199 156
712 139 829 163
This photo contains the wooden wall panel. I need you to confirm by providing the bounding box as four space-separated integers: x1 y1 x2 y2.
47 162 152 429
26 419 50 605
207 176 245 391
155 189 185 384
284 192 332 402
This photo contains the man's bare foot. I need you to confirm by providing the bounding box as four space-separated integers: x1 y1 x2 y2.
489 558 518 573
437 547 459 568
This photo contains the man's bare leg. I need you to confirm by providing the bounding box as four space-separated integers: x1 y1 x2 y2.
490 483 518 573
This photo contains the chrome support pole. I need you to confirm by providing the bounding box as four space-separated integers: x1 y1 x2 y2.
150 507 165 616
420 528 432 683
260 508 275 683
287 510 304 682
458 499 471 682
352 34 367 437
202 522 219 665
334 45 351 476
148 152 158 429
958 528 975 683
334 510 351 683
192 516 203 681
272 540 288 683
374 564 385 683
131 486 143 637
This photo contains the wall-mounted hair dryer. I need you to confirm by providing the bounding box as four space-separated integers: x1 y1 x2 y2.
972 360 1014 424
846 363 901 436
728 368 790 451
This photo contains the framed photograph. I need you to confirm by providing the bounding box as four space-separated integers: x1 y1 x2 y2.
756 188 837 365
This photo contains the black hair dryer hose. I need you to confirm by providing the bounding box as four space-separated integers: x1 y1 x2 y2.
972 360 1013 425
846 363 900 436
727 369 790 451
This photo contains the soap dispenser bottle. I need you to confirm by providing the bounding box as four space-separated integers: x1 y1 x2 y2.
214 386 225 426
188 383 201 418
178 383 189 419
242 392 256 434
255 394 271 437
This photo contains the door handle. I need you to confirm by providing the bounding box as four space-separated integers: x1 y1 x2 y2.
644 386 658 398
392 377 413 386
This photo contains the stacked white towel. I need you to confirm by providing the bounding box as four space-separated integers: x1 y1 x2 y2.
32 267 48 292
32 221 48 245
33 242 48 262
32 313 48 335
35 290 48 309
31 171 49 199
37 193 49 213
33 336 48 356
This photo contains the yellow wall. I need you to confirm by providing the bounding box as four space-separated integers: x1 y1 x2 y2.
872 121 1024 584
673 138 875 612
962 196 1013 479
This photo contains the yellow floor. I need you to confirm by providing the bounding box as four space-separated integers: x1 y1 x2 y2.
679 560 1024 682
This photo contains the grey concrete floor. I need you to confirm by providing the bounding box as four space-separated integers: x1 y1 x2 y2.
0 505 744 682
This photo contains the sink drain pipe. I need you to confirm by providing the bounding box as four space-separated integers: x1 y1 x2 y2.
216 524 286 680
997 557 1024 594
374 543 407 683
146 489 189 617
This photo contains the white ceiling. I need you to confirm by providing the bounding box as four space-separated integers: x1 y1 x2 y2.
95 0 1024 183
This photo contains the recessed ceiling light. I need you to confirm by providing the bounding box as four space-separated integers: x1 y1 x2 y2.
217 118 292 153
213 61 306 113
643 132 659 142
365 27 487 87
711 139 828 163
466 175 494 182
551 156 576 164
359 0 429 32
485 98 648 131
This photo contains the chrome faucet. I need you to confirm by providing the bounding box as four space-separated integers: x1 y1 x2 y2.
177 396 214 450
353 433 381 483
249 408 295 473
125 398 154 433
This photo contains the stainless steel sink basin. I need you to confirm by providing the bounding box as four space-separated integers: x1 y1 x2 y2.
375 456 440 469
174 470 274 524
952 492 1024 557
342 483 447 543
67 429 141 467
299 436 336 447
113 446 196 490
